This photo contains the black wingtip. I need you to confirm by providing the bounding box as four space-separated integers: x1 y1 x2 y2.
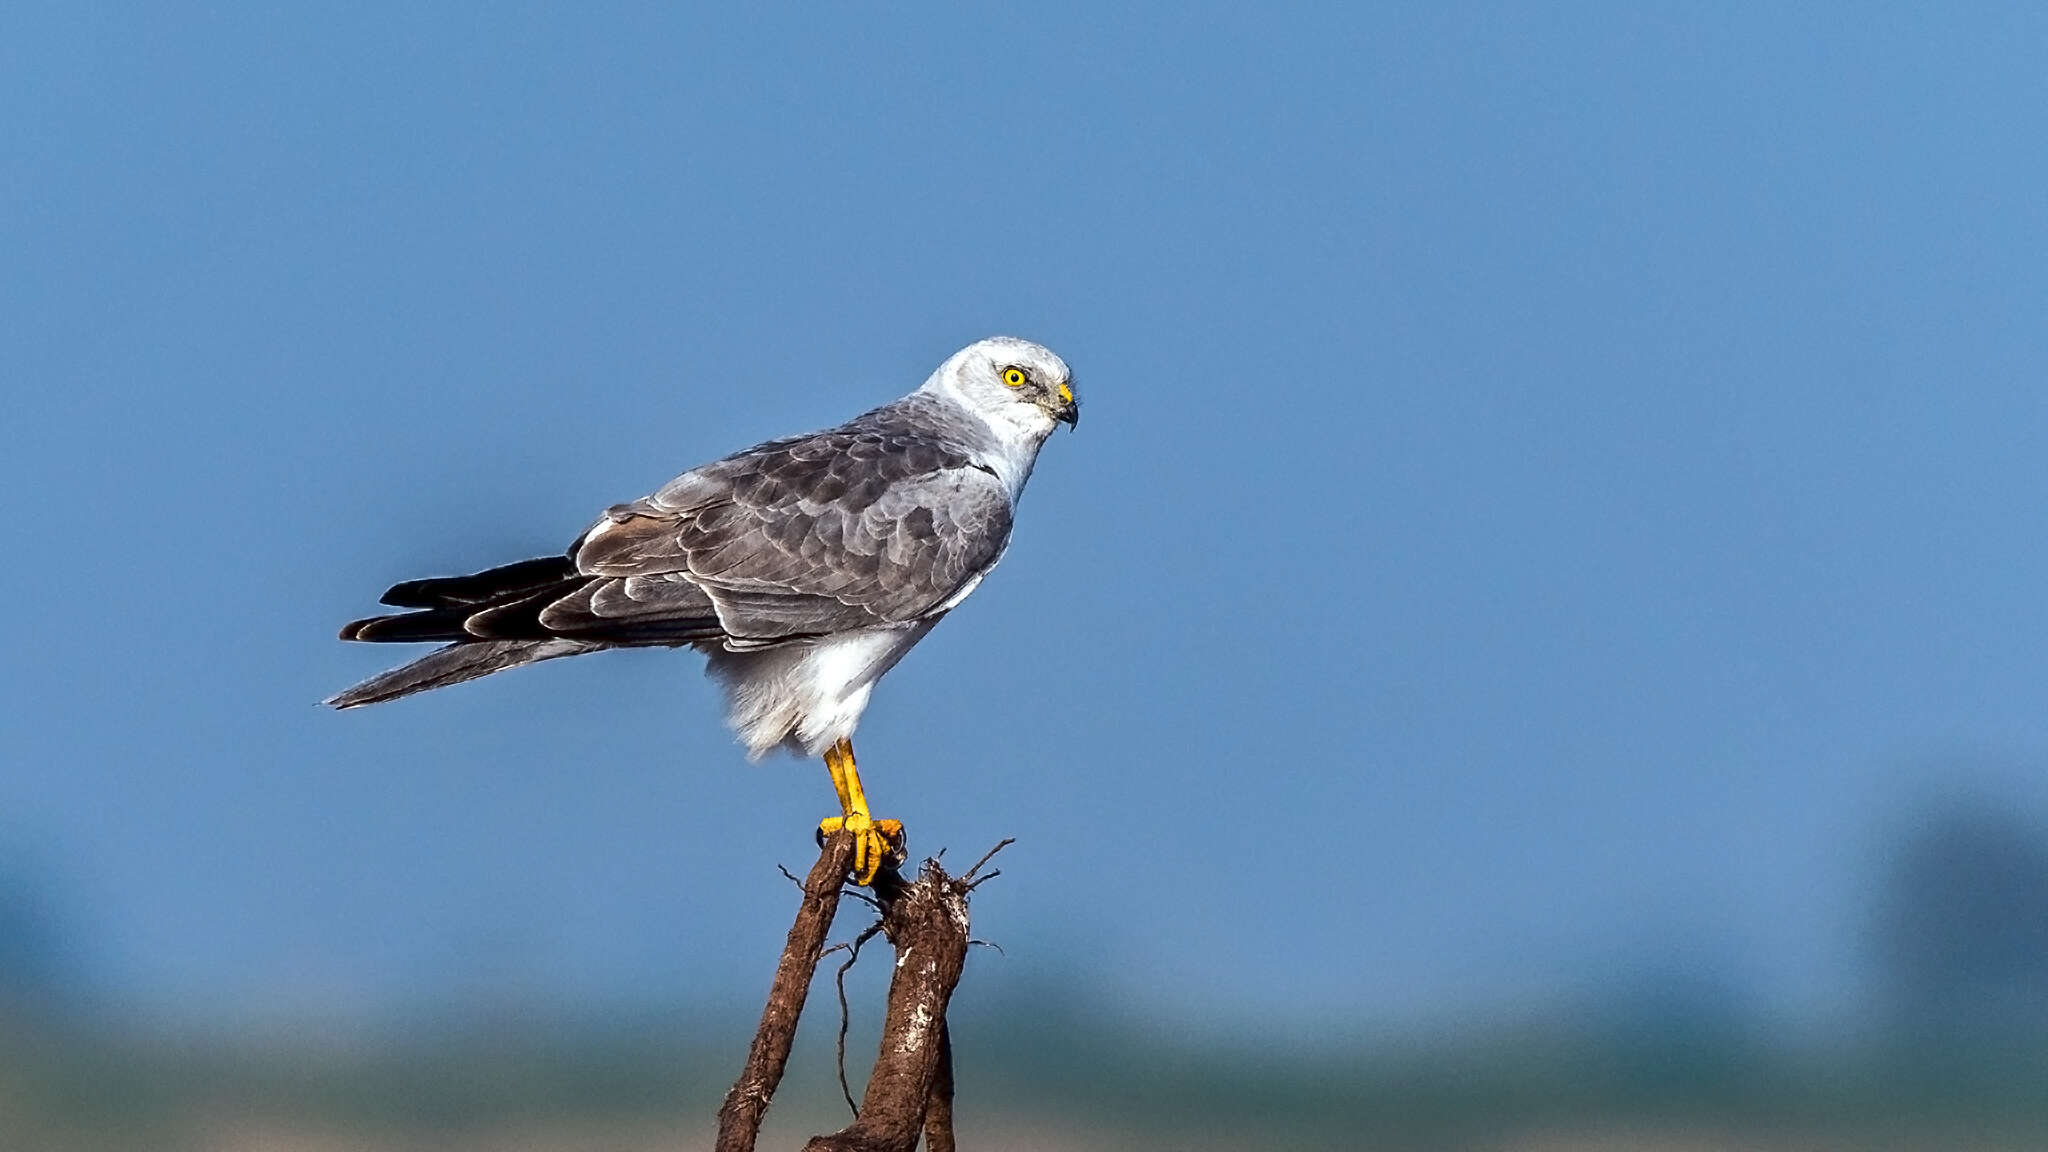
378 581 440 609
379 556 579 608
341 610 472 643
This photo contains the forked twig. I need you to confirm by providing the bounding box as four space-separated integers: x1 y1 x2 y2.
963 837 1015 885
833 920 887 1116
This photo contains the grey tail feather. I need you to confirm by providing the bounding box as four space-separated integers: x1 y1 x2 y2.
324 638 603 709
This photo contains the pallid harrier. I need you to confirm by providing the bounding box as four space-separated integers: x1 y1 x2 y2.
329 337 1077 884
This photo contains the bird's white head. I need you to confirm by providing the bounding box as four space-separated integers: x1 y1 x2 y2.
919 336 1079 441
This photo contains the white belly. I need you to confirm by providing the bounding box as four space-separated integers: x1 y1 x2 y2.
702 621 939 759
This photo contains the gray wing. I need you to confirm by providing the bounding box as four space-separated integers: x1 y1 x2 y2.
340 402 1014 649
548 419 1014 644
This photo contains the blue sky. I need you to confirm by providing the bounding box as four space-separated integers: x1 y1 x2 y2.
4 4 2046 1036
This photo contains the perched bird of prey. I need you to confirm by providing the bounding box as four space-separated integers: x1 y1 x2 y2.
329 337 1078 884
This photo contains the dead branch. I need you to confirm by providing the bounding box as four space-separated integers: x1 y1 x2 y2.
801 857 975 1152
715 830 992 1152
714 832 857 1152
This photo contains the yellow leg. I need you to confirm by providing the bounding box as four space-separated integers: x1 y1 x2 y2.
823 741 854 812
816 738 904 885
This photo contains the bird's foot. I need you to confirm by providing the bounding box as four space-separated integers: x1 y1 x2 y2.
816 812 906 886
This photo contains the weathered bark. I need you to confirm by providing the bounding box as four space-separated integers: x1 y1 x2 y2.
922 1022 956 1152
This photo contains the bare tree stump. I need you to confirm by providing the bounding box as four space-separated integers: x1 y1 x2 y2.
715 832 996 1152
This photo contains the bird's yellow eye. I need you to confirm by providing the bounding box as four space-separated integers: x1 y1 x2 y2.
1002 367 1027 388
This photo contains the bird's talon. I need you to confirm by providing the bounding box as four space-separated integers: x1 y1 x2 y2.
817 813 906 886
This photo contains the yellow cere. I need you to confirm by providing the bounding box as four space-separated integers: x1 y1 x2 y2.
1057 383 1074 404
1003 367 1026 387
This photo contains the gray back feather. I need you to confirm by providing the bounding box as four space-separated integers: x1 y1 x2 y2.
573 394 1013 642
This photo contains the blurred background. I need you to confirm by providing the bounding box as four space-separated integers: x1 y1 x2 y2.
5 4 2047 1149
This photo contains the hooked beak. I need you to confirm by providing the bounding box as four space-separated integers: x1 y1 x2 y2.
1055 384 1079 429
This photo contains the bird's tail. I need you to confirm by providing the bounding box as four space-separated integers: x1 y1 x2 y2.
324 638 600 709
